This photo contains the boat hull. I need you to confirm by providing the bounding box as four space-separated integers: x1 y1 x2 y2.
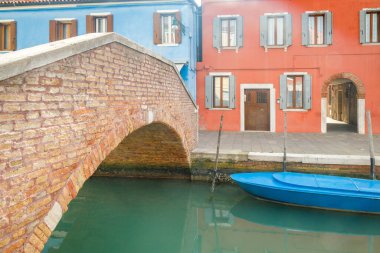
230 172 380 214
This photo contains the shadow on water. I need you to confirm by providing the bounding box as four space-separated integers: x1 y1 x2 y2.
43 178 380 253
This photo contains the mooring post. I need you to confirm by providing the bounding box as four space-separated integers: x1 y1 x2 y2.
366 111 376 180
283 111 287 172
211 114 224 193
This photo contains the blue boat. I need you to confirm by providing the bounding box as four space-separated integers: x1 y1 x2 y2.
230 172 380 214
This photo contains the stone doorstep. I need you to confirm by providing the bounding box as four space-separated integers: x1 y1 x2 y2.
191 149 380 166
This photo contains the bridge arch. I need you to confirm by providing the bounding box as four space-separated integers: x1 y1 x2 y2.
0 33 198 252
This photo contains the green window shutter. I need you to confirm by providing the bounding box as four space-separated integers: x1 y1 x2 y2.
205 75 213 109
359 10 366 44
237 16 244 48
260 15 268 47
301 13 309 46
303 74 312 110
285 14 292 46
280 74 287 110
213 17 221 50
325 12 333 45
229 75 236 109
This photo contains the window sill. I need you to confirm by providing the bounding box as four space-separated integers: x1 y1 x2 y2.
208 108 233 111
283 109 308 112
221 47 238 50
217 47 240 53
264 46 288 52
157 43 180 47
305 44 329 47
362 43 380 46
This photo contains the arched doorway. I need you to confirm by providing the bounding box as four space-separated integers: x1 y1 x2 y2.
321 73 365 134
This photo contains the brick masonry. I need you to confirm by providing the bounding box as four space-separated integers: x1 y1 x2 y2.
0 35 198 252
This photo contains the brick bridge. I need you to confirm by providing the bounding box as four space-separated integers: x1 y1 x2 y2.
0 33 198 252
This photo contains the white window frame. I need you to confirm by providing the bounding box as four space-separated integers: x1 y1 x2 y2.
161 14 177 45
262 12 290 52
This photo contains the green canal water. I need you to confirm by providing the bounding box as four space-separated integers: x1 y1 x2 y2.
43 177 380 253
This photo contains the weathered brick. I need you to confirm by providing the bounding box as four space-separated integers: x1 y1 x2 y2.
14 120 41 131
3 103 21 112
0 94 26 102
21 103 48 111
0 113 25 122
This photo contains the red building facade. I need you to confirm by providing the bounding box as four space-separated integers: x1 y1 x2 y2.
197 0 380 133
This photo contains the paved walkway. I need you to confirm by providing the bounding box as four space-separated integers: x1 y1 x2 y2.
193 131 380 165
195 131 380 155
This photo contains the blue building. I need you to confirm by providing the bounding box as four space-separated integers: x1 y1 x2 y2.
0 0 200 99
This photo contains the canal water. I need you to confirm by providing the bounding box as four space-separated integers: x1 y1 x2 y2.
43 177 380 253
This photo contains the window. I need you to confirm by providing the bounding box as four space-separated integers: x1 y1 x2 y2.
280 73 312 110
49 19 77 42
86 14 113 33
286 76 303 109
260 14 292 50
161 14 176 44
302 11 332 46
205 74 236 109
221 18 237 47
360 9 380 44
153 11 182 45
213 15 243 51
0 21 16 51
95 17 107 33
268 16 284 46
213 76 230 108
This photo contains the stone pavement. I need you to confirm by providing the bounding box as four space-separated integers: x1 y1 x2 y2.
192 131 380 165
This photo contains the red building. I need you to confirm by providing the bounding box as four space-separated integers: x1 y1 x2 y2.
197 0 380 134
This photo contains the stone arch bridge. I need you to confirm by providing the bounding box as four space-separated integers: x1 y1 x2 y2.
0 33 198 252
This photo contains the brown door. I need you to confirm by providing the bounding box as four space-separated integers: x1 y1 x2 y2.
244 89 270 131
338 91 343 121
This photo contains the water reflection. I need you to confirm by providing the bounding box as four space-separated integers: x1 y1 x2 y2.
43 178 380 253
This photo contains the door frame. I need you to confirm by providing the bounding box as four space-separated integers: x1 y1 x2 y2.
240 84 276 132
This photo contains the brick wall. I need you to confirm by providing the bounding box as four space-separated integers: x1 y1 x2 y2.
0 34 198 252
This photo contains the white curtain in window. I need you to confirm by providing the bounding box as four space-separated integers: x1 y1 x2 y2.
62 24 70 39
373 13 378 42
286 77 293 108
317 16 324 44
366 14 371 43
222 77 230 107
229 19 237 47
268 17 275 46
95 18 107 33
221 20 229 47
295 77 303 108
214 77 221 107
276 17 284 45
161 15 176 44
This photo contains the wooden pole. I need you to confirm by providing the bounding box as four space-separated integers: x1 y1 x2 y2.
366 111 376 180
283 111 287 172
211 114 224 192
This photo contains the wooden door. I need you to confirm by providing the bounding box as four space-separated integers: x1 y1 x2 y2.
338 91 343 121
244 89 270 131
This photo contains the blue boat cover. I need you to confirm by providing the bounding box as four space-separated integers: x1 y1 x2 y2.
273 173 380 195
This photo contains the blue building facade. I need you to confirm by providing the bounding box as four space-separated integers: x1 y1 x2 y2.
0 0 200 99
